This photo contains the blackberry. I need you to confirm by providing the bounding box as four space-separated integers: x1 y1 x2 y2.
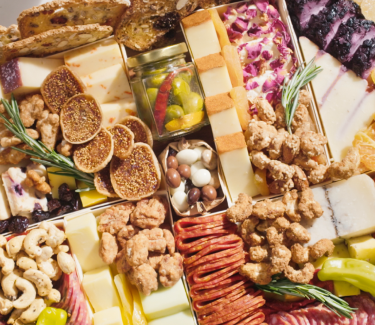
8 217 29 234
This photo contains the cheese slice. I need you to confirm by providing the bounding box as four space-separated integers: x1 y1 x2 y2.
200 66 233 97
148 309 195 325
101 98 137 129
93 307 124 325
81 63 132 104
0 177 10 221
65 213 107 272
139 279 190 321
65 38 124 77
83 266 121 313
0 57 63 96
209 108 242 138
47 167 76 199
347 235 375 264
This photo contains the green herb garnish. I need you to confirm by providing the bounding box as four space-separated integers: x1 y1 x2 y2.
0 95 94 188
282 58 322 134
255 275 356 319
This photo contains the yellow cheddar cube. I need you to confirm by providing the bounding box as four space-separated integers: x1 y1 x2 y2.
312 243 350 269
65 213 106 272
77 180 107 207
334 281 360 297
93 307 123 325
81 64 132 104
47 167 76 199
347 235 375 264
101 98 137 129
83 266 121 313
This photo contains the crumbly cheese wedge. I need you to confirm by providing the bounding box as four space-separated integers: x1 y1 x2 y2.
81 63 132 104
0 57 63 96
93 307 124 325
182 10 221 59
101 98 137 129
148 309 195 325
65 38 124 77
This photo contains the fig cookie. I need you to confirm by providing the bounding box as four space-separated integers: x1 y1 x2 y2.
110 124 134 160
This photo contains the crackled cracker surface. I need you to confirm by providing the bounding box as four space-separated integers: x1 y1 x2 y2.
120 116 153 147
110 143 160 200
61 94 102 144
94 165 118 197
74 128 113 173
4 24 112 60
110 124 134 160
17 0 128 38
41 66 85 114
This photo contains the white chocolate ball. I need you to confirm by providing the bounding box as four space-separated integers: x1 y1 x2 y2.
193 147 206 160
170 180 185 195
176 149 198 166
192 169 211 187
172 191 189 212
190 161 205 178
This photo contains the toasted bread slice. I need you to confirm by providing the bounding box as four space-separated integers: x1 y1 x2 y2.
0 25 20 64
4 24 112 61
94 165 119 197
17 0 129 39
74 128 114 173
198 0 231 8
110 143 161 200
115 0 198 51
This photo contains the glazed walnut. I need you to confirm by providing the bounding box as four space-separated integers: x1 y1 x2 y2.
239 263 272 285
298 89 312 107
272 217 290 232
148 252 164 270
269 245 291 274
291 243 309 264
252 199 285 220
24 170 51 194
293 153 318 171
282 190 301 222
309 239 334 260
268 129 288 160
298 188 323 220
283 134 300 164
130 197 166 229
139 228 166 253
292 165 309 191
308 165 328 185
116 249 131 274
274 103 286 129
291 104 310 132
300 131 327 158
159 253 183 287
128 263 158 296
266 227 284 247
163 229 175 255
19 94 44 127
125 234 149 267
268 179 294 194
1 129 39 148
0 144 30 165
250 150 271 170
227 193 253 223
268 160 295 181
249 245 269 263
117 225 140 249
56 140 73 157
245 120 277 151
99 232 118 265
248 232 266 246
327 147 360 180
253 97 276 125
240 217 260 244
98 202 135 235
36 110 60 150
284 263 315 284
286 223 311 244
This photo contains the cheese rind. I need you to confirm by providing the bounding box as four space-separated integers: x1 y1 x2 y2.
81 63 132 104
93 307 123 325
148 309 195 325
65 213 107 272
83 266 121 313
209 107 242 138
199 66 232 97
101 99 137 129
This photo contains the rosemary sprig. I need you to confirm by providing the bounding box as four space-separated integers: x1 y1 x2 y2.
282 58 322 134
255 275 356 319
0 95 94 188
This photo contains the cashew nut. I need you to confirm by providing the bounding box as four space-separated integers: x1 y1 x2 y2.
51 264 62 282
8 308 25 324
2 269 23 301
18 297 46 324
23 269 52 297
0 235 7 248
47 288 61 303
57 252 75 275
36 246 53 264
202 149 217 170
24 229 47 258
6 236 26 260
16 252 37 271
0 248 15 275
0 290 13 315
38 259 61 279
13 278 36 309
39 222 65 248
53 245 69 254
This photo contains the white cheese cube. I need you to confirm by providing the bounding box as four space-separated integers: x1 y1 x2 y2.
93 307 123 325
101 98 137 129
185 20 222 59
65 39 124 77
209 107 242 138
81 64 132 104
1 164 48 218
83 266 121 313
148 309 195 325
0 57 63 96
139 279 190 321
0 178 11 220
65 213 106 273
199 66 233 97
347 235 375 264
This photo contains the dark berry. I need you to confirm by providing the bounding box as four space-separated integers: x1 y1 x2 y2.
48 199 61 212
34 203 42 211
70 193 82 211
153 12 180 31
56 205 73 216
58 183 73 202
8 217 29 234
168 148 178 157
20 167 27 173
14 185 23 196
32 210 51 223
0 220 9 234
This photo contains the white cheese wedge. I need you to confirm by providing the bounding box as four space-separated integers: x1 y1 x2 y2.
65 38 124 77
1 164 48 218
81 63 132 104
83 266 121 313
0 178 11 220
200 66 232 97
302 174 375 245
93 307 124 325
65 213 106 273
148 309 195 325
209 107 242 138
101 98 137 129
0 57 63 96
184 20 222 59
139 279 190 321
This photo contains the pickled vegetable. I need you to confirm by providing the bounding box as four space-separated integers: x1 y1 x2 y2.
147 88 159 108
166 105 185 122
178 92 204 114
172 78 191 97
165 111 205 132
147 73 168 87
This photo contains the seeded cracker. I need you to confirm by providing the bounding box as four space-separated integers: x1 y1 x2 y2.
110 143 161 200
120 116 153 147
41 66 86 114
110 124 135 160
74 128 114 173
0 25 20 64
17 0 129 39
61 94 102 144
4 24 112 61
94 165 118 197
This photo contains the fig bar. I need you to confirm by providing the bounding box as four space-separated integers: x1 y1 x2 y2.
216 132 259 201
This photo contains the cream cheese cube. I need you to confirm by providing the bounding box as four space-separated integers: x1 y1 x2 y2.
101 98 137 129
93 307 124 325
83 266 121 313
81 64 132 104
65 39 124 77
148 309 195 325
65 213 106 273
209 107 242 138
139 279 190 321
199 66 233 97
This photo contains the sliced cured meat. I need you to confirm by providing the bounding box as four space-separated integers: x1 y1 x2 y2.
269 311 300 325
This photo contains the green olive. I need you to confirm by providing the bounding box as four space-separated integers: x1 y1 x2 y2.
146 73 168 87
179 71 192 84
143 67 167 76
178 92 204 114
166 105 185 123
146 88 159 108
172 78 191 99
